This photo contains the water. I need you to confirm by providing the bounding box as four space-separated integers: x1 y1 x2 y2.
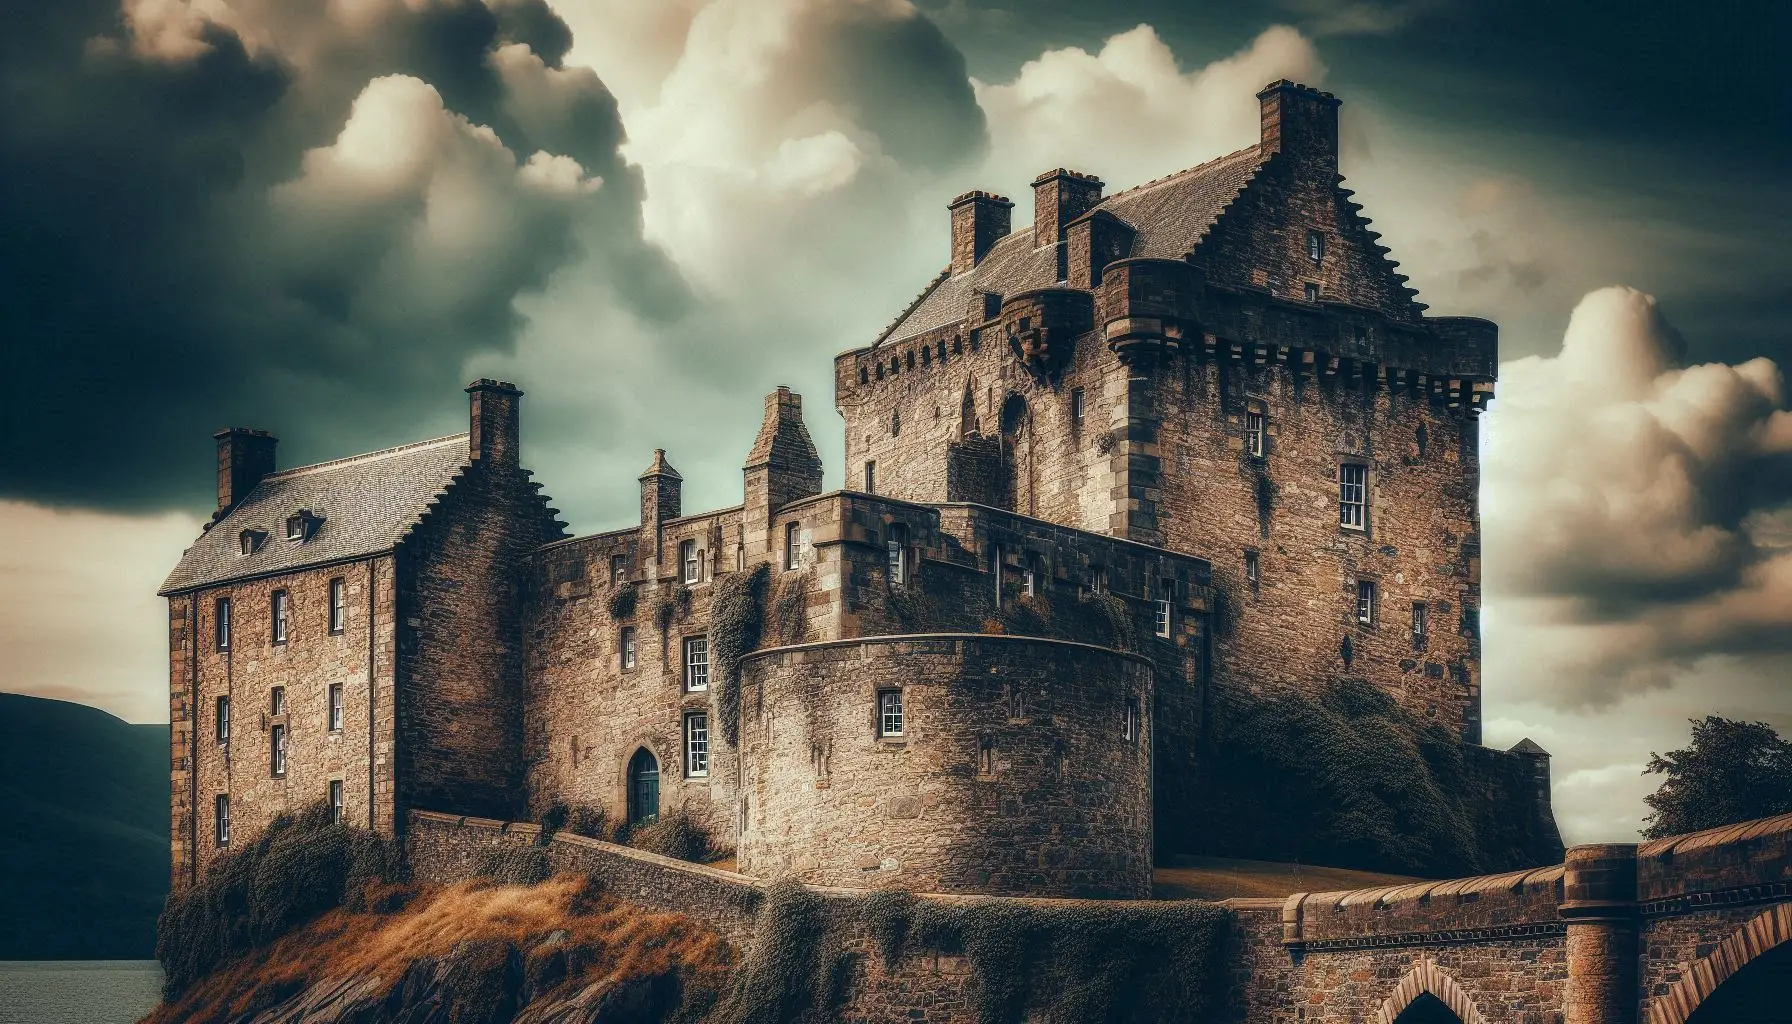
0 962 163 1024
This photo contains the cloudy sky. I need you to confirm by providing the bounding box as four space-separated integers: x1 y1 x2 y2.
1 0 1786 845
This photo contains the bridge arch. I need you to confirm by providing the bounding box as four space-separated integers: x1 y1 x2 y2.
1646 902 1792 1024
1372 960 1486 1024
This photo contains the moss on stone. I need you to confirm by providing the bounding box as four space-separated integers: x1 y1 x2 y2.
709 564 770 746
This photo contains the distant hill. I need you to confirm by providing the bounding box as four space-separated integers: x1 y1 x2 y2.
0 692 168 959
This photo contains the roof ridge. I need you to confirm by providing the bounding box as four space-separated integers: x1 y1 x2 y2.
264 433 469 481
1096 144 1261 206
873 267 952 347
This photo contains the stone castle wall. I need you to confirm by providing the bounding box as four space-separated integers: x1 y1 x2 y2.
736 635 1155 898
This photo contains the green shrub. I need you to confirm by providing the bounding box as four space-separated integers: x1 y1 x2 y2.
709 564 770 746
771 571 810 644
154 803 409 998
626 809 711 864
609 584 638 620
566 804 610 841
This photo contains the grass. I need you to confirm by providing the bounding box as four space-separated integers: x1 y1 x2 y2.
1152 855 1426 900
147 873 732 1024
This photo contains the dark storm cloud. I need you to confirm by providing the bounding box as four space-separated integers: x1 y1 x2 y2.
0 0 683 512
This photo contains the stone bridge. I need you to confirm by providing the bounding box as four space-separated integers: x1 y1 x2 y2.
1229 813 1792 1023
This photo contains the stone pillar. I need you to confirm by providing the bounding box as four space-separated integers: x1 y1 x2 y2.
1560 843 1639 1024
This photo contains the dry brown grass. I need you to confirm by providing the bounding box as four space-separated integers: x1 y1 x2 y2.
145 873 732 1024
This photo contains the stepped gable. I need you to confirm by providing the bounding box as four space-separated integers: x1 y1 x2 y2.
878 145 1265 345
159 434 470 594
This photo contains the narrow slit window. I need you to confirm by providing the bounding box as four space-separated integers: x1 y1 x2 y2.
620 627 637 671
328 578 346 634
1154 598 1172 639
784 522 801 571
1307 230 1325 262
1245 550 1261 597
215 597 232 651
1246 409 1266 458
686 712 710 777
878 689 904 738
864 460 877 495
270 724 287 778
328 683 344 731
215 696 230 744
887 524 907 587
271 590 289 644
215 795 230 847
328 779 344 824
1070 388 1085 427
1412 602 1429 650
1124 698 1140 742
270 686 285 716
1339 464 1368 530
1357 580 1378 626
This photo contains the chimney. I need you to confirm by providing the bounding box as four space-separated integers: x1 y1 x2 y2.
639 449 682 526
948 191 1013 276
1030 169 1104 249
1257 80 1340 173
743 387 823 524
465 379 522 466
214 428 277 514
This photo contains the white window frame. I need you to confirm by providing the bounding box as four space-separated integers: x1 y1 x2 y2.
1124 698 1140 742
328 578 346 634
216 696 230 744
328 683 344 731
1246 409 1266 458
216 597 231 651
215 794 230 847
878 689 904 738
1308 230 1325 262
1245 550 1260 596
1304 282 1321 302
270 723 287 778
328 779 344 824
1070 388 1085 426
887 525 907 587
286 515 305 541
784 522 801 571
620 627 637 671
685 712 710 778
272 590 289 644
1356 579 1377 626
1154 598 1172 639
680 540 700 584
1339 464 1368 530
612 555 628 586
684 636 710 692
270 685 285 716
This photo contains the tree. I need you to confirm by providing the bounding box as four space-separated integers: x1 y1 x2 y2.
1641 716 1792 839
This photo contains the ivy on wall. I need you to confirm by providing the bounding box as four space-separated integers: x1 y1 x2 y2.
709 564 771 746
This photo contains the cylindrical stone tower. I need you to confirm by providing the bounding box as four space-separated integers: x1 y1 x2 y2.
1560 843 1640 1024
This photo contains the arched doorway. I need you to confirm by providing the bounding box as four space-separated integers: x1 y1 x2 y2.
999 392 1034 516
1649 903 1792 1024
1395 993 1464 1024
627 748 660 826
1372 961 1484 1024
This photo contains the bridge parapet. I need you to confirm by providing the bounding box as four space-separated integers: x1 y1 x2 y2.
1282 864 1564 950
1637 811 1792 910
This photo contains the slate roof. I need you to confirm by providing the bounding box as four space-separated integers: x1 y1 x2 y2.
159 434 471 595
879 145 1264 345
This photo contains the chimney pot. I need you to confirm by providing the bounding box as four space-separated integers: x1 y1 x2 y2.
465 379 523 466
214 427 277 514
948 191 1013 275
1257 80 1340 172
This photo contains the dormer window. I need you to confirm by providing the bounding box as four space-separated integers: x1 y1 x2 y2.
285 511 316 541
238 530 263 556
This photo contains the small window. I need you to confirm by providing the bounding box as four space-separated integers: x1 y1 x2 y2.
328 683 344 731
328 578 346 634
620 627 637 671
270 686 285 716
1307 230 1325 262
1022 554 1041 597
1356 580 1377 626
784 522 801 571
1304 282 1321 302
328 780 344 824
285 514 310 541
611 555 628 585
215 795 230 847
978 734 996 775
878 689 904 738
680 540 700 584
1244 550 1260 596
1154 598 1172 639
1124 698 1141 742
685 712 710 777
864 460 877 495
1460 601 1479 639
887 524 908 587
684 636 709 691
1245 408 1266 458
1339 464 1368 530
271 590 289 644
270 723 287 778
238 530 259 556
1412 602 1429 650
891 408 901 436
215 598 232 651
215 696 230 744
1070 388 1085 427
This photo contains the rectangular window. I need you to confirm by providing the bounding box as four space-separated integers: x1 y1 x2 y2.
1246 409 1266 458
1070 388 1085 426
878 689 904 738
611 555 628 585
620 627 637 671
1339 464 1368 530
1245 550 1261 597
1307 230 1325 262
685 712 710 777
270 724 287 778
1304 282 1321 302
1124 698 1140 742
1022 555 1040 597
215 696 230 744
1412 602 1429 650
271 590 289 644
1154 598 1172 639
328 578 346 634
215 795 230 847
680 540 700 584
329 780 344 824
1357 580 1378 626
887 524 907 587
216 598 232 651
684 636 709 691
270 686 285 716
864 460 876 494
328 683 344 731
784 522 801 571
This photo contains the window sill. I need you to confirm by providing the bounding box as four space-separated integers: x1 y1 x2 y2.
687 772 710 780
877 737 907 747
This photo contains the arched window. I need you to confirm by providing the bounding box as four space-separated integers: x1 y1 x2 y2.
627 748 660 826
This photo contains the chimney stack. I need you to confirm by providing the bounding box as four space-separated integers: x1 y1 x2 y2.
743 386 823 524
214 428 277 514
1031 169 1104 249
639 449 682 526
948 191 1013 276
1257 80 1340 173
465 379 522 466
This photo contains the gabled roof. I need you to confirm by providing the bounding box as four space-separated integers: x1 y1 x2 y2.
159 434 471 595
878 145 1264 345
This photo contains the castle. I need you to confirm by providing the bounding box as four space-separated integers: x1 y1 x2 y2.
162 81 1562 899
